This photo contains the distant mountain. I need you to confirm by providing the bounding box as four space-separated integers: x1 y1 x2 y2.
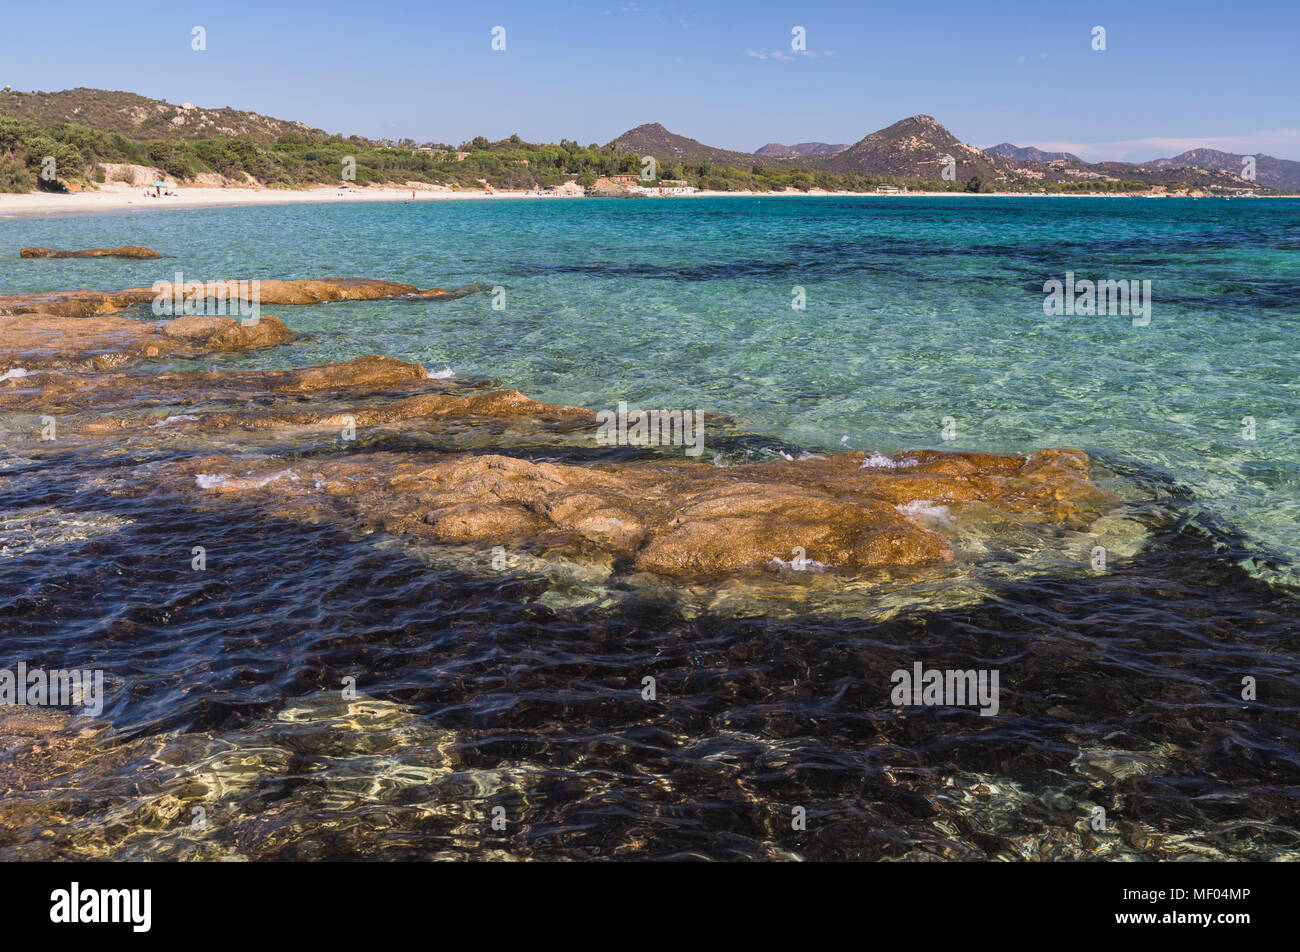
815 118 1260 189
754 141 849 158
612 117 1266 191
1084 161 1251 189
609 123 762 167
0 87 334 144
820 115 1006 181
985 142 1082 163
3 87 1285 194
1146 148 1300 191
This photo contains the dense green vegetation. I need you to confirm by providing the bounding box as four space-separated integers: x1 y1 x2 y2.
0 101 1249 196
0 110 896 193
0 88 318 144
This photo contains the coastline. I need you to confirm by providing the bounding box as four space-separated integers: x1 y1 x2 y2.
0 183 546 220
3 182 1292 220
4 203 1298 865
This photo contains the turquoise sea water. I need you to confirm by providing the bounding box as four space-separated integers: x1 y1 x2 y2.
4 196 1300 860
4 195 1297 581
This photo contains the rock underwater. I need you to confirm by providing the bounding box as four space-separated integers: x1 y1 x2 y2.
0 278 486 318
1 279 1117 589
20 245 162 259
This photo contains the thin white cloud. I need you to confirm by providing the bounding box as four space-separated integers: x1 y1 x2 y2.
745 49 828 60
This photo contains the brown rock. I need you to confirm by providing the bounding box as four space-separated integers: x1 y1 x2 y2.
0 278 485 319
162 314 294 351
423 503 549 541
0 311 296 373
3 278 1115 587
0 355 453 413
279 356 430 394
158 314 230 339
174 446 1111 581
20 245 162 259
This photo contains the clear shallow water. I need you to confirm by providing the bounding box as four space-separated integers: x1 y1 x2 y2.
4 196 1297 577
1 196 1299 860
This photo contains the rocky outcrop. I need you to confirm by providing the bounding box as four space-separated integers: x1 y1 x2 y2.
159 313 294 351
0 355 457 412
0 278 486 318
20 245 161 259
0 311 294 371
175 446 1109 581
3 277 1117 589
586 177 638 197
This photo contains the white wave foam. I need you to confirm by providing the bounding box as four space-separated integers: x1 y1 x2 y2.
151 414 200 428
772 450 827 462
425 366 455 379
861 452 918 469
196 469 301 490
0 368 30 382
895 499 952 524
768 556 829 573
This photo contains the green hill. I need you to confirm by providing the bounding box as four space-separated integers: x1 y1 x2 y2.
610 122 771 169
0 87 331 144
0 87 1277 195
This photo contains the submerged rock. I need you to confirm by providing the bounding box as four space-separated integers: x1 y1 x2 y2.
177 447 1110 581
158 313 294 351
0 278 486 318
20 245 162 259
276 355 438 394
0 355 456 412
0 311 294 372
4 278 1115 587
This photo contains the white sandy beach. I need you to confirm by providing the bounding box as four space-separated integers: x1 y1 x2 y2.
0 182 882 218
1 183 1281 219
0 182 569 219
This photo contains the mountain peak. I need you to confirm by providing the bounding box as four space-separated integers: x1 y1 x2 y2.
1146 147 1299 189
821 114 1001 181
985 142 1083 163
754 141 850 158
610 122 758 166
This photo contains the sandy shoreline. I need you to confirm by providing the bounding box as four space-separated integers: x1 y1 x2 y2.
1 183 1290 220
0 183 555 219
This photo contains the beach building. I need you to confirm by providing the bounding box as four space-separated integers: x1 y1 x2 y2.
626 183 698 196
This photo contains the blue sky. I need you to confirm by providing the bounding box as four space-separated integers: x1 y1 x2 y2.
2 0 1297 160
